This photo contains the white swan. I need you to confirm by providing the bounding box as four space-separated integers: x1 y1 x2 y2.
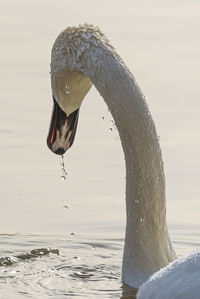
47 24 200 297
137 251 200 298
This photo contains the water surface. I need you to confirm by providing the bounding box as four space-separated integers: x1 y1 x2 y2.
0 0 200 298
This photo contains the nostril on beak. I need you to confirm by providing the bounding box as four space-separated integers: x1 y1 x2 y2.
55 147 66 155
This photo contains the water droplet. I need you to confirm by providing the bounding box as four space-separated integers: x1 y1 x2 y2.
65 91 70 95
91 245 95 250
10 270 16 274
101 116 104 120
64 205 69 211
61 175 66 181
110 120 116 128
140 218 145 223
10 256 18 263
73 256 80 260
109 128 113 131
70 233 75 237
59 155 67 181
135 200 139 204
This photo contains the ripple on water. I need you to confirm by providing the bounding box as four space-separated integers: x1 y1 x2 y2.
0 232 199 298
0 234 132 298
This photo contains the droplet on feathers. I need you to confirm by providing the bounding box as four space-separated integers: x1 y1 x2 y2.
70 233 75 237
91 245 95 250
65 85 70 95
109 128 113 131
110 120 116 129
140 218 145 223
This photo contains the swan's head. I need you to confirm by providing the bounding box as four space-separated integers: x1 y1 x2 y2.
47 24 115 155
47 24 101 155
47 68 92 155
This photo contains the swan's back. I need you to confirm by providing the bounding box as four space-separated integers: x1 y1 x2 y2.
137 251 200 299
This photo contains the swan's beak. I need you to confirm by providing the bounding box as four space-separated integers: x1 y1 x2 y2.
47 98 79 155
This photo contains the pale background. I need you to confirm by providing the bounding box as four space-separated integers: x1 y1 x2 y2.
0 0 200 252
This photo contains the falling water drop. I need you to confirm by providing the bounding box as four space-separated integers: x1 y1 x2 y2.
64 205 69 211
73 256 80 260
60 155 67 181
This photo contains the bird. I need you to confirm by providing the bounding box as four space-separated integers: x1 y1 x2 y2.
47 24 200 298
137 251 200 298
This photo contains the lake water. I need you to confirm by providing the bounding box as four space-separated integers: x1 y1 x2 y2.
0 0 200 298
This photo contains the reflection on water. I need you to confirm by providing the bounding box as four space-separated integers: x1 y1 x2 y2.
121 284 137 299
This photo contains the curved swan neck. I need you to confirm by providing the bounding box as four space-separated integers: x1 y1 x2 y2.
51 24 176 288
96 66 176 287
80 44 176 287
